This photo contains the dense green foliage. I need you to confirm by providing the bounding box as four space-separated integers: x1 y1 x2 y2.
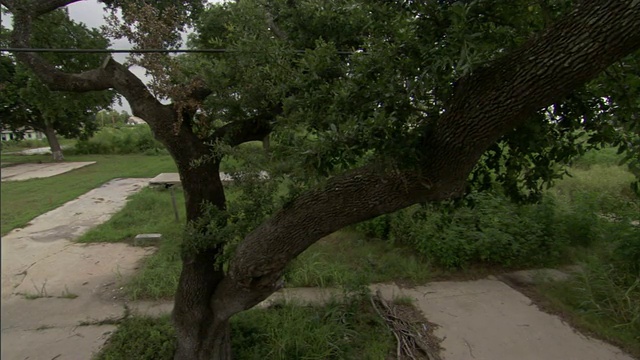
358 149 639 269
186 0 640 203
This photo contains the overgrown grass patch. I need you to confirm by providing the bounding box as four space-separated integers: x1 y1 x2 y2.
94 315 176 360
96 297 394 360
538 271 640 358
285 231 431 288
0 154 177 235
126 232 183 300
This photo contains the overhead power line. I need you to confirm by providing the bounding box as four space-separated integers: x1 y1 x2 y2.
0 47 359 55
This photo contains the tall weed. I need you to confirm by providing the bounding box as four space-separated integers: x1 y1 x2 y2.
384 193 568 269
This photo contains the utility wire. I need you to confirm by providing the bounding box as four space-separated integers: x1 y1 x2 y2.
0 47 359 55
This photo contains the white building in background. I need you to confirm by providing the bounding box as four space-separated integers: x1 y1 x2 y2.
1 128 45 142
126 116 147 125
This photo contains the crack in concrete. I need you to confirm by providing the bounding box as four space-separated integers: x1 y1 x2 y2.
11 243 74 293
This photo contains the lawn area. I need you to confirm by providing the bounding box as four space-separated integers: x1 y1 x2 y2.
0 154 177 235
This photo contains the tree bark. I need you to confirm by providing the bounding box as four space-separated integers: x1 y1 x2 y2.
43 123 63 161
167 134 233 360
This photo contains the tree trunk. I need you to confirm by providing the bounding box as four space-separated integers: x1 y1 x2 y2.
43 123 63 161
169 152 235 360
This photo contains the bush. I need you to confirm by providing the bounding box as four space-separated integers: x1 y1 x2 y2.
74 126 166 155
355 215 391 239
383 192 569 269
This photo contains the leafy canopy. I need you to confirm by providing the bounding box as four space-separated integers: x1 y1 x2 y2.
184 0 640 202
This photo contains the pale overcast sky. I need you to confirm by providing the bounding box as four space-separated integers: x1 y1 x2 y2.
67 0 146 113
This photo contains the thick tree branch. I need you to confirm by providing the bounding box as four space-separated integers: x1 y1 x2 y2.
1 0 83 14
33 0 84 15
214 0 640 316
184 79 213 104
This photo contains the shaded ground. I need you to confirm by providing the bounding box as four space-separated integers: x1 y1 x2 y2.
0 166 635 359
1 161 96 181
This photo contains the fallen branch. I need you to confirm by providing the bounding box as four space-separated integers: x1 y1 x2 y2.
370 291 442 360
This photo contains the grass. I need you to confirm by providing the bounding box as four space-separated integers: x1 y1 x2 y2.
285 231 431 288
96 296 394 360
538 276 640 358
531 148 640 358
0 154 177 235
75 183 430 299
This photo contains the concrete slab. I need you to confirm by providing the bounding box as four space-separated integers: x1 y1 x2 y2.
149 172 181 186
1 178 153 360
1 161 96 181
149 171 269 186
401 279 633 360
1 325 116 360
501 268 573 285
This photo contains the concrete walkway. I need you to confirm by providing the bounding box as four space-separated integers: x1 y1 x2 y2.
1 178 153 360
1 161 96 181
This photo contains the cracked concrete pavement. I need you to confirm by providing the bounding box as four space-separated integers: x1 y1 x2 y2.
1 162 96 182
373 281 635 360
1 178 154 360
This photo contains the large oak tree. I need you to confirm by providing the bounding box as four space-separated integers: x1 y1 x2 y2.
2 0 640 358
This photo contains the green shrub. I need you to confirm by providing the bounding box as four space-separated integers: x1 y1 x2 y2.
386 192 569 269
75 126 166 155
355 215 391 239
571 147 625 170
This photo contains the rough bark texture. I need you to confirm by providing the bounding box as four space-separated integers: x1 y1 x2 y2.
4 0 640 359
43 123 63 161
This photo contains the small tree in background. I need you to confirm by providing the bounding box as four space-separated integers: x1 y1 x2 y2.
0 9 114 160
